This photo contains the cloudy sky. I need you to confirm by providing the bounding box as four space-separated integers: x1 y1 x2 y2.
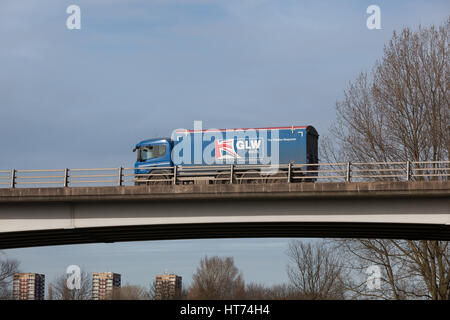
1 0 449 290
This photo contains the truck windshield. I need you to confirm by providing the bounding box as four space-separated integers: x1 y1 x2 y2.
139 145 166 161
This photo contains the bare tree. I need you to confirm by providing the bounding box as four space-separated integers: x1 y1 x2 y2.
245 283 306 300
334 239 450 300
0 255 20 300
115 283 150 300
188 256 245 300
244 283 270 300
325 18 449 166
324 18 450 300
265 284 303 300
149 280 158 300
285 240 347 299
50 270 91 300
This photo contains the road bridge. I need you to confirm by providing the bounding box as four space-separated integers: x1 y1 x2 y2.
0 180 448 249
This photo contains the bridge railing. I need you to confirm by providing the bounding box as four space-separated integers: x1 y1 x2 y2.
0 160 449 188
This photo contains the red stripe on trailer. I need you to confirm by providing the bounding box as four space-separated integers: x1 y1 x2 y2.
175 126 308 133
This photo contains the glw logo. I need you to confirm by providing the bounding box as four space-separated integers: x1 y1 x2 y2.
215 139 240 159
236 140 261 150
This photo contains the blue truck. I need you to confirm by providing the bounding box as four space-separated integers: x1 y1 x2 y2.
133 125 318 184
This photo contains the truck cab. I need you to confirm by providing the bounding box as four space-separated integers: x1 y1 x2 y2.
133 138 173 175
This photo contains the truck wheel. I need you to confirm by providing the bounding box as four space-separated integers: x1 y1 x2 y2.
264 171 286 184
214 172 236 184
238 170 264 184
146 170 172 185
134 176 146 186
291 171 305 183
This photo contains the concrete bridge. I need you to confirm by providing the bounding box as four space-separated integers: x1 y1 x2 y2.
0 180 449 249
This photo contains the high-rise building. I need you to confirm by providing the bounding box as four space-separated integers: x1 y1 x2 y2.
155 273 182 299
92 272 121 300
12 273 45 300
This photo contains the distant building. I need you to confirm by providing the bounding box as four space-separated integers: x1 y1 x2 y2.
92 272 121 300
12 273 45 300
155 273 182 299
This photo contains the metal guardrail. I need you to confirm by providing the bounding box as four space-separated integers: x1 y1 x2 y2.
0 160 449 188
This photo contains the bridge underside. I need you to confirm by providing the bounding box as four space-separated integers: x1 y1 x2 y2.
1 221 449 249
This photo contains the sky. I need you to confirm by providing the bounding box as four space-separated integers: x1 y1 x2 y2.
0 0 449 292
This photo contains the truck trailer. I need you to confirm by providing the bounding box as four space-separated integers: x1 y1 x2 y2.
133 125 318 184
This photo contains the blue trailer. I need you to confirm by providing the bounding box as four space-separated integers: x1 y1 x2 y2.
133 125 318 184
